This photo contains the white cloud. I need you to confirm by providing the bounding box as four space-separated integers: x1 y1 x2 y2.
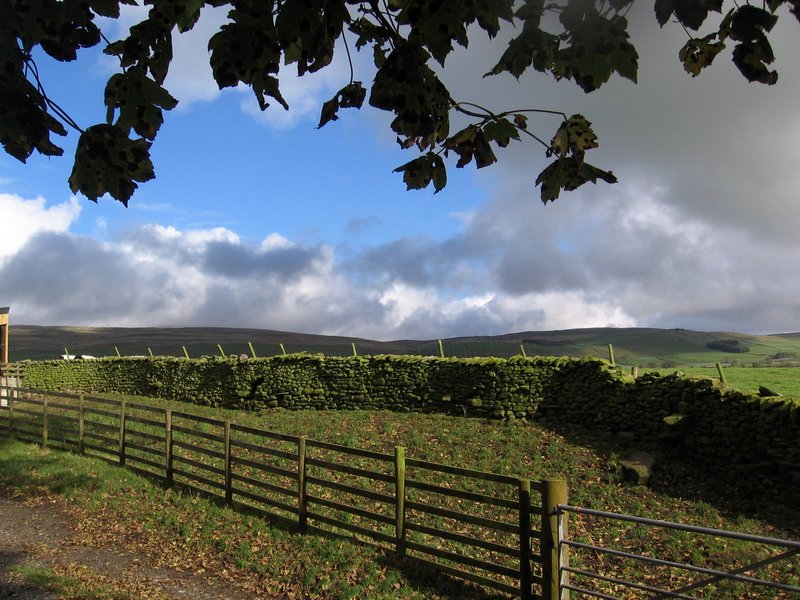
0 194 81 262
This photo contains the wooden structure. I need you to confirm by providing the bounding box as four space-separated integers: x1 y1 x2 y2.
0 306 8 364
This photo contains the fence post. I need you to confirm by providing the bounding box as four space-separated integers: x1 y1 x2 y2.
519 478 533 600
42 393 48 448
118 400 127 466
541 479 569 600
78 393 85 455
224 420 232 506
165 409 173 488
394 446 407 557
7 383 14 438
716 362 727 385
607 344 615 367
298 436 307 531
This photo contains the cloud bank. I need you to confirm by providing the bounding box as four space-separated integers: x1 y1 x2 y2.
3 187 800 339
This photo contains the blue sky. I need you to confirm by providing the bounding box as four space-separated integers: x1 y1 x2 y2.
2 4 800 339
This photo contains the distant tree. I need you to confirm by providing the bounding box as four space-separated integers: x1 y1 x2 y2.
1 0 796 205
707 339 750 353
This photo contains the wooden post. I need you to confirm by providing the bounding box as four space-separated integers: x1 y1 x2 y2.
224 420 232 506
394 446 407 556
607 344 615 367
182 346 190 359
42 393 48 448
148 347 154 358
519 478 533 600
297 436 307 531
280 343 287 356
114 346 121 357
118 400 127 465
351 343 358 357
248 342 257 359
165 409 173 487
716 362 727 385
520 344 527 357
631 366 639 379
217 344 226 357
541 479 569 600
78 393 85 455
438 339 445 358
7 384 14 438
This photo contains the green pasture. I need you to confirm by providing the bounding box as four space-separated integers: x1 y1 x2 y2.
650 366 800 398
2 391 799 599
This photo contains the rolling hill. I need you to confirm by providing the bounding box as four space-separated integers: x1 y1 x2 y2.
7 325 800 367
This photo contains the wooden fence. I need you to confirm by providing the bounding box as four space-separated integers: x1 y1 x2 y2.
0 384 568 600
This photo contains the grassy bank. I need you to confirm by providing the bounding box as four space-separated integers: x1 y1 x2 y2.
2 394 799 598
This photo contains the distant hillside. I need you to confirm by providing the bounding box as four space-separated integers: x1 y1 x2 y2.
7 325 800 367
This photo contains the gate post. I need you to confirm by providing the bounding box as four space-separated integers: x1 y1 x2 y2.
541 479 569 600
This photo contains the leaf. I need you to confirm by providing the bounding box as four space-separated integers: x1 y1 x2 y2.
535 156 616 203
654 0 724 29
486 21 559 78
0 75 67 161
679 35 726 76
69 124 155 204
173 0 204 33
276 0 349 75
720 6 779 84
317 82 366 128
560 15 638 92
550 115 598 159
394 0 472 65
88 0 133 19
369 44 451 144
104 67 178 139
317 97 341 128
483 118 519 148
10 0 101 61
209 11 287 110
732 40 778 84
392 152 447 193
105 16 173 84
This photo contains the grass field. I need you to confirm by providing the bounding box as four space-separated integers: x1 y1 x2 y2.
2 393 798 599
651 366 800 398
10 325 800 366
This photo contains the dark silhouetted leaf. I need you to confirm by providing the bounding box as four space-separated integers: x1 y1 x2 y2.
536 156 616 203
369 44 451 145
654 0 723 29
0 76 67 161
392 152 447 192
209 9 287 110
104 67 178 139
69 124 154 204
276 0 348 75
483 118 519 148
679 35 726 76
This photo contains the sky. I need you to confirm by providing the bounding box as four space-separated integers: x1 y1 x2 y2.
1 4 799 340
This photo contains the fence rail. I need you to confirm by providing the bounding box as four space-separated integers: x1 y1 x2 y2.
0 384 555 599
558 504 800 599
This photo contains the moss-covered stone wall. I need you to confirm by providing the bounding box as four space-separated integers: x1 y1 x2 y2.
14 355 800 502
19 354 618 418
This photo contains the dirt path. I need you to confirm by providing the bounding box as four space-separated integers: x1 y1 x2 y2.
0 493 275 599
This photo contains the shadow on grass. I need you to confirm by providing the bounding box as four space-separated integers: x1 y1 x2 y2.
535 418 800 536
0 550 58 598
0 433 516 600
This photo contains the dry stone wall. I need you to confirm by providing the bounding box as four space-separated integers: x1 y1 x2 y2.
15 355 800 502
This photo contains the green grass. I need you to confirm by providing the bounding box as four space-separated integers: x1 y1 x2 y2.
10 565 134 600
650 366 800 398
12 325 800 365
2 392 799 599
